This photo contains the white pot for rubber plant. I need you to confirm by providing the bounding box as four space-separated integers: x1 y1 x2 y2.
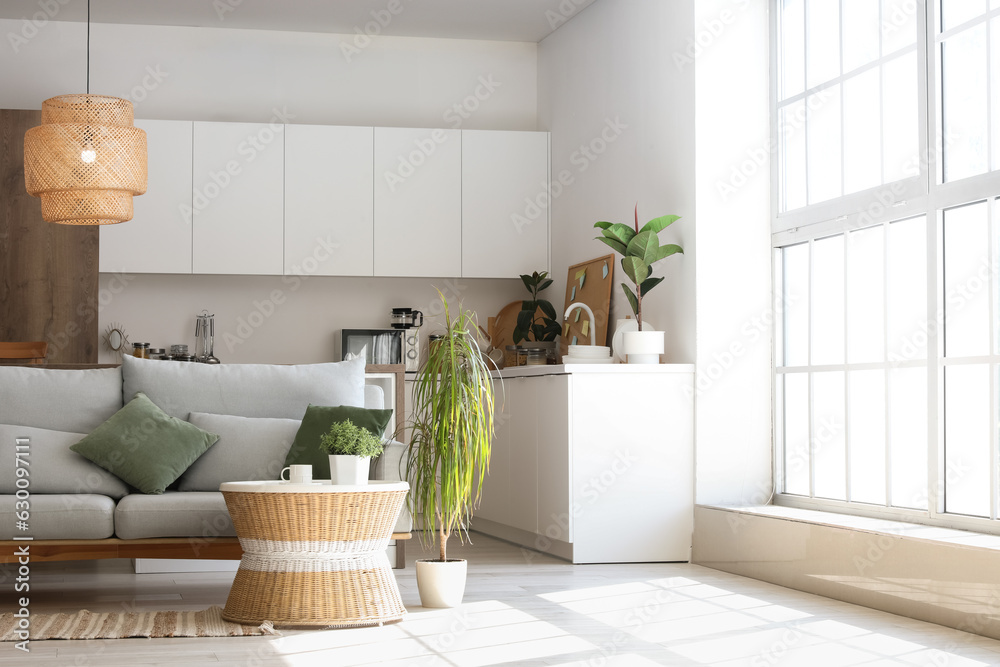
622 330 664 364
416 558 468 608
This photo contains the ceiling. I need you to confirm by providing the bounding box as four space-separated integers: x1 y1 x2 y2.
0 0 597 42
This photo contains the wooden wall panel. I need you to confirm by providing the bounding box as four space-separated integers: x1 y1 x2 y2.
0 108 98 364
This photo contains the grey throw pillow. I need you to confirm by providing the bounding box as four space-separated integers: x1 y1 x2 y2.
178 413 302 491
0 424 130 499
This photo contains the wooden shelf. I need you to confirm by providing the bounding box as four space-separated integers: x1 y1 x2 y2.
0 533 411 564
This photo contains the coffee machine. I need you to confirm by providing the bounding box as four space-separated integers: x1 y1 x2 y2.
391 307 422 371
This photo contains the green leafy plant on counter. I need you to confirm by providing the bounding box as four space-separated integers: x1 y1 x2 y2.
594 206 683 330
513 271 561 344
319 419 385 458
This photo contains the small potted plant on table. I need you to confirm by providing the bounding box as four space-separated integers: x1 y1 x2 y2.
407 291 496 607
320 419 384 485
594 206 683 363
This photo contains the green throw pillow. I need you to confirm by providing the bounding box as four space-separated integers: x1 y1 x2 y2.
284 404 393 478
70 392 220 495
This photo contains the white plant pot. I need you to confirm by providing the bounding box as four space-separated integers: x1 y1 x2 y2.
623 330 664 364
416 558 468 608
328 455 370 485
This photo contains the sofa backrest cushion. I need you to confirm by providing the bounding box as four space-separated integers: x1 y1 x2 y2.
0 366 123 433
121 355 366 420
0 424 130 498
178 412 302 491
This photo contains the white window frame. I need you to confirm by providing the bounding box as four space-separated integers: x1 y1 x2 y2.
770 0 1000 534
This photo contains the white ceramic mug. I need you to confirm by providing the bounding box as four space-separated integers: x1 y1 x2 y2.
280 464 312 484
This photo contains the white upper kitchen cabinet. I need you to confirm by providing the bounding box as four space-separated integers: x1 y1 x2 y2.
284 125 374 276
461 130 549 279
373 127 461 277
192 121 284 275
99 119 193 274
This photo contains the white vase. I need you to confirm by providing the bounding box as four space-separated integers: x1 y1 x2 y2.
416 558 468 608
623 330 664 364
328 455 370 485
611 318 639 363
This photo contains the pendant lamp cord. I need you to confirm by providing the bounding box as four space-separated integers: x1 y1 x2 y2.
86 0 90 94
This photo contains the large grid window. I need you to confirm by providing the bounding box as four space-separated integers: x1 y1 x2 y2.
773 1 1000 531
777 0 919 211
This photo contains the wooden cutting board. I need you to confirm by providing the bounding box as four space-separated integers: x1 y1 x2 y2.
490 301 523 352
490 300 546 351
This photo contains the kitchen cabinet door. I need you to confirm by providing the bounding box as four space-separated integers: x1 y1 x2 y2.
100 119 193 274
192 121 283 275
461 130 549 279
535 374 571 543
570 372 693 563
284 125 374 276
373 127 461 277
507 377 538 534
477 376 511 524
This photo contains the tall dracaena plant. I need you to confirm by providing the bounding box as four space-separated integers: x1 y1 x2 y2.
406 291 496 562
594 206 683 330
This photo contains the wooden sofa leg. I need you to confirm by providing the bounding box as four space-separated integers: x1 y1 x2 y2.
395 540 405 569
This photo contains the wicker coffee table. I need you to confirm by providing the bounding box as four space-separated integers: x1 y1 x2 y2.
219 480 409 628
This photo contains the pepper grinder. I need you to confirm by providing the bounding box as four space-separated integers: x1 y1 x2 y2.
194 310 220 364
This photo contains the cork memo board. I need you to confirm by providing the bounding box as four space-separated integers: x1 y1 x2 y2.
561 254 615 356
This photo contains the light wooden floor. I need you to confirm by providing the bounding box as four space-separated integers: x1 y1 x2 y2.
3 533 1000 666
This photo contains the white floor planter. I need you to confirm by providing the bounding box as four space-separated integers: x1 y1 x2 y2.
328 455 370 485
416 559 468 608
622 330 664 364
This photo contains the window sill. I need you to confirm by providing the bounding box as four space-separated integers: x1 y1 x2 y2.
697 503 1000 552
693 504 1000 640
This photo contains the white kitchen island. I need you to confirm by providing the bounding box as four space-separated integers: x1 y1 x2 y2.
472 363 695 564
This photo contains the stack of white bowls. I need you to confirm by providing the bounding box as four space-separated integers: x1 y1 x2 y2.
562 345 613 364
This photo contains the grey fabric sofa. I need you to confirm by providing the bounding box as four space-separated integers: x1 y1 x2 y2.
0 355 411 565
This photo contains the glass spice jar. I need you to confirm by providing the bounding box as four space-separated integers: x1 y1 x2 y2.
131 342 149 359
526 349 546 366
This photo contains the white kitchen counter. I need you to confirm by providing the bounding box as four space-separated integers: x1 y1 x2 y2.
403 360 695 563
491 362 695 378
473 362 695 564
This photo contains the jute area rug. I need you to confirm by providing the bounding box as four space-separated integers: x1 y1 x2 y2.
0 606 278 640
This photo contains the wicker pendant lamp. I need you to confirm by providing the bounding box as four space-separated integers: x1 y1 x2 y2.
23 0 146 225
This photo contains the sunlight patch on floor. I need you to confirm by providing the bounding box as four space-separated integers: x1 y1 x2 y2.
549 654 668 667
267 599 598 666
531 575 997 666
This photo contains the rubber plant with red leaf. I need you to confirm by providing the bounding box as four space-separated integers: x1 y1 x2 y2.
593 206 683 331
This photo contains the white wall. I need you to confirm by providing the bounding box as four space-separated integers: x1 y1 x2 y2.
89 274 513 365
538 0 772 507
537 0 696 363
693 0 772 505
0 19 539 363
1 20 537 129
